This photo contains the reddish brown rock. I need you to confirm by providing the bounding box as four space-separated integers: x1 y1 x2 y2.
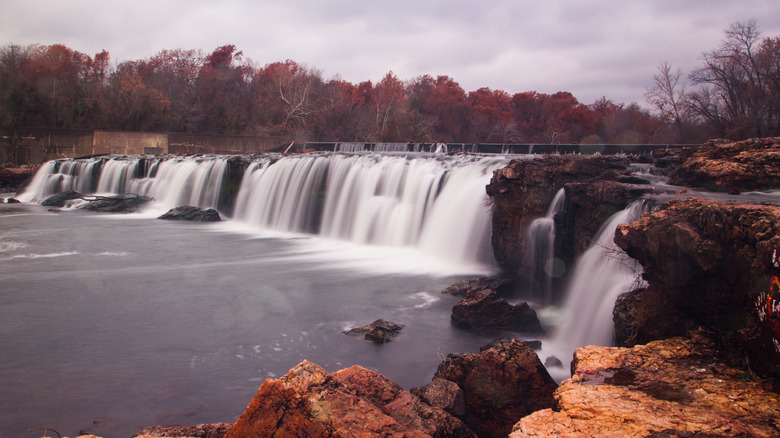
344 319 403 343
614 197 780 378
511 332 780 438
410 377 466 417
333 366 475 437
440 277 513 296
450 289 543 334
433 339 557 438
226 360 472 438
670 137 780 191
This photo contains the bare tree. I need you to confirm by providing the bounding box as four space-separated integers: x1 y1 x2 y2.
646 62 689 142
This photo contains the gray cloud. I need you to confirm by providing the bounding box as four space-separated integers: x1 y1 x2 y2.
2 0 779 106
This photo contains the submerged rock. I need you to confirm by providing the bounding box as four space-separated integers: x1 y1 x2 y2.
159 206 222 222
511 331 780 437
344 319 403 343
225 360 473 437
432 339 557 438
451 289 544 334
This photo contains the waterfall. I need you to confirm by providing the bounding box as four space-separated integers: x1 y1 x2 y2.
551 200 649 354
232 153 507 267
20 153 507 269
16 155 228 211
526 188 566 304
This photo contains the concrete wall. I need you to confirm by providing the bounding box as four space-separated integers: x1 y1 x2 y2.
0 128 290 165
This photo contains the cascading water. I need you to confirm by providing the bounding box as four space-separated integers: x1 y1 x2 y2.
19 152 508 270
232 153 507 268
17 155 229 212
550 200 650 356
526 188 566 304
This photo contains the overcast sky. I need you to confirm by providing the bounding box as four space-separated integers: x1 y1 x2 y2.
2 0 779 106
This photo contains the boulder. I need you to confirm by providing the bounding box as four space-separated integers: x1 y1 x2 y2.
451 289 543 334
41 190 84 207
159 206 222 222
226 359 471 438
432 339 557 438
333 366 475 437
511 331 780 437
4 197 20 203
410 377 466 417
344 319 403 343
440 277 513 296
79 194 153 213
670 137 780 191
614 197 780 378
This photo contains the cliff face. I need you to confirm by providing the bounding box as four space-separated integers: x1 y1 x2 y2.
614 197 780 378
485 155 650 282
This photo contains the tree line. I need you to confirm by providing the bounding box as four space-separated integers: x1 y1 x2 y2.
1 20 775 144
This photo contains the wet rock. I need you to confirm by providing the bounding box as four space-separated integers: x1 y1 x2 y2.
511 332 780 437
133 423 231 437
433 339 557 438
41 190 84 207
79 194 153 213
159 206 222 222
670 137 780 191
544 356 563 368
226 359 471 437
440 277 513 296
614 197 780 378
344 319 403 343
4 197 20 203
451 289 544 334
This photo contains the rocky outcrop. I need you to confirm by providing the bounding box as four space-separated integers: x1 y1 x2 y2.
79 194 153 213
486 155 651 284
344 319 403 343
450 289 543 334
440 277 513 296
41 190 85 207
430 339 557 438
670 137 780 191
614 197 780 378
512 331 780 437
158 206 222 222
133 423 231 438
225 359 473 437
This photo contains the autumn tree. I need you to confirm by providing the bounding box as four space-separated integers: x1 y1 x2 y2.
195 45 252 134
369 72 407 141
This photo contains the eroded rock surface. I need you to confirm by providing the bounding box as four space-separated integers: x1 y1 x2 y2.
512 332 780 438
158 206 222 222
226 360 471 438
344 319 403 343
670 137 780 191
133 423 231 438
432 339 557 438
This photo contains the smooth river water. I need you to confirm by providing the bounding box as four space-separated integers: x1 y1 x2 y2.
0 200 508 437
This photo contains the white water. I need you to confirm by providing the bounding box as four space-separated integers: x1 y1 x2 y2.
18 153 507 271
544 200 649 366
526 188 566 304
